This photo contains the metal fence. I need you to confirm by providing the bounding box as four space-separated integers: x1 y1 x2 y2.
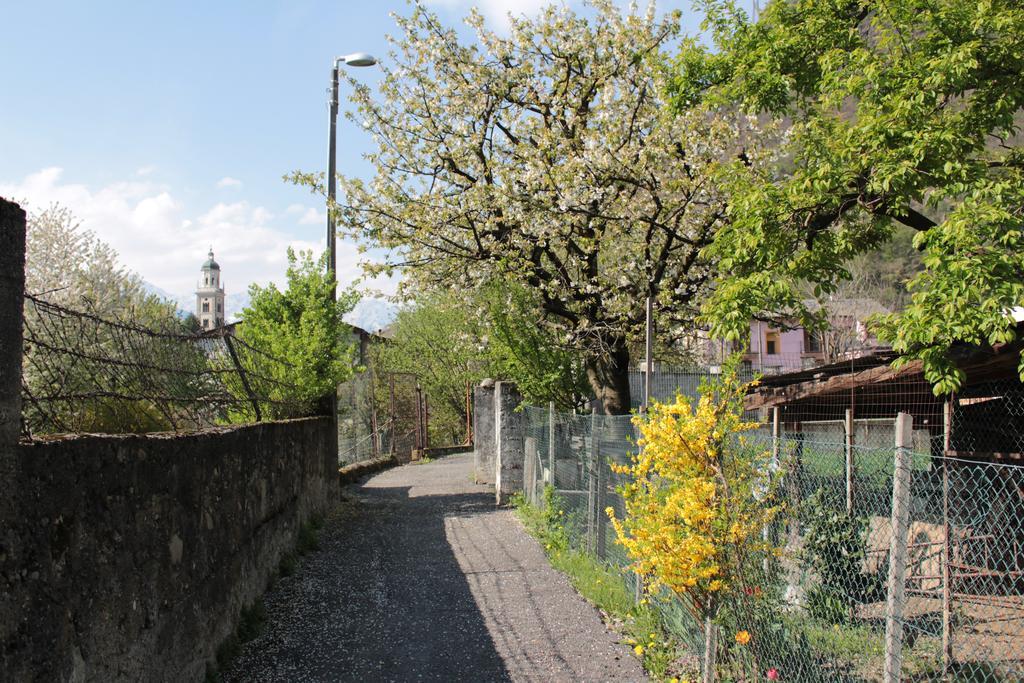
20 293 306 436
337 370 458 466
520 405 1024 682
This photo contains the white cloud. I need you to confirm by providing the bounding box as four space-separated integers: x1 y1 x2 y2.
425 0 565 29
136 165 157 176
286 203 325 226
0 167 398 305
216 176 243 189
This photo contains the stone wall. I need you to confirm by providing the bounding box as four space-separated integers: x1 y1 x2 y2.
0 417 335 682
473 383 496 484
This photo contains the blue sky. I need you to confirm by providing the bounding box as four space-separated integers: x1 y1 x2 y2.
0 0 705 302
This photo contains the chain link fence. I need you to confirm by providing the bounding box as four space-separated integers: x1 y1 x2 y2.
521 404 1024 681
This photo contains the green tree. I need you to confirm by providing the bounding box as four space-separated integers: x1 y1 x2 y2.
483 281 591 411
372 292 492 444
674 0 1024 392
238 248 359 417
294 1 776 414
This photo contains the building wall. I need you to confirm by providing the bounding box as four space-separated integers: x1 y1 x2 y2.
746 321 811 373
0 417 335 682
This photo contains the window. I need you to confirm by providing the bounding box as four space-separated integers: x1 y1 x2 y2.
216 303 222 313
805 330 822 353
766 331 780 355
202 318 209 329
202 301 210 312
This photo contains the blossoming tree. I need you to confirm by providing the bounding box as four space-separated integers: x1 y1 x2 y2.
299 1 774 414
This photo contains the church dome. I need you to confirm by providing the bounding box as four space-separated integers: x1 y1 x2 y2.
202 249 220 271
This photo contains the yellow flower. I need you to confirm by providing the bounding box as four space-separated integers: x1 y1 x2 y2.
735 630 751 645
633 644 644 655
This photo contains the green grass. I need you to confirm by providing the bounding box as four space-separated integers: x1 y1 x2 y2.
511 489 685 681
802 619 948 681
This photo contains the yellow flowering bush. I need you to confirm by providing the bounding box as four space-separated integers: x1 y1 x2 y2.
607 367 778 617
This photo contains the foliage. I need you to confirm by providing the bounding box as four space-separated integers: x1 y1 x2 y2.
292 0 777 413
482 280 591 411
607 366 777 617
674 0 1024 393
800 490 884 625
238 248 358 417
22 204 197 433
371 291 492 444
373 283 591 443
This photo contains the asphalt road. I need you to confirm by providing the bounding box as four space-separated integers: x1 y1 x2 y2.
222 453 646 682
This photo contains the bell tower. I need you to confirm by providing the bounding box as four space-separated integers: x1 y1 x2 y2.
195 248 225 330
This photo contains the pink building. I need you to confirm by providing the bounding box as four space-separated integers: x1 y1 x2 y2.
705 299 889 375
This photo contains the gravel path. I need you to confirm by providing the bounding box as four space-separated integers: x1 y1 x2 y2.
222 453 646 682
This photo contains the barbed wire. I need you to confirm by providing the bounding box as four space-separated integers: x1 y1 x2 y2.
21 292 310 437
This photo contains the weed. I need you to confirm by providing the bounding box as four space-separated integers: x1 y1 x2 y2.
209 599 266 679
296 519 321 555
236 600 266 643
278 551 298 577
513 488 684 680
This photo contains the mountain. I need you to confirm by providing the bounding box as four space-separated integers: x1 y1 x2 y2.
142 282 192 319
223 291 250 323
345 298 399 334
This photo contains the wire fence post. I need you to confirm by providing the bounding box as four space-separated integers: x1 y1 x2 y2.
388 375 397 459
222 334 261 422
942 397 954 675
595 417 607 560
587 408 598 555
884 411 914 683
547 401 555 488
845 406 855 513
763 406 780 576
702 610 718 683
524 435 537 505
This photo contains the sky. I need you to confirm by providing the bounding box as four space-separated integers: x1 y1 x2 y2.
0 0 705 309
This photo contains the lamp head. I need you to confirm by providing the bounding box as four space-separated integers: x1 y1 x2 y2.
338 52 377 67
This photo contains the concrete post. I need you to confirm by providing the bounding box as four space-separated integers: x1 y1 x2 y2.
884 412 914 683
473 382 496 484
0 198 25 451
494 381 524 505
524 435 537 504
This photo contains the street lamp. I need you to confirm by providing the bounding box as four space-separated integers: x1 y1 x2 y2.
327 52 377 300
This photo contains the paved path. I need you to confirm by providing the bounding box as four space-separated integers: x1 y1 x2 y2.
223 453 646 682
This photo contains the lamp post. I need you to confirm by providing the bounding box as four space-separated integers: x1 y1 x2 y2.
327 52 376 300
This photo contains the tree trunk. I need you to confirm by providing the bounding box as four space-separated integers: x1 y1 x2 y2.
584 337 632 415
